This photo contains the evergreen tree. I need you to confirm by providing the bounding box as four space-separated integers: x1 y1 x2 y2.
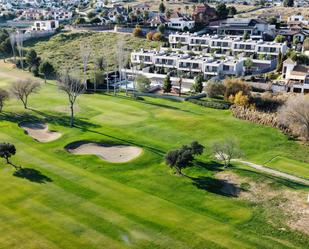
192 74 204 93
159 1 166 13
276 52 283 72
163 75 172 93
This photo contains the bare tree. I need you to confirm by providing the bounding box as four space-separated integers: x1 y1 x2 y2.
212 139 242 168
80 42 92 85
9 32 17 63
15 32 24 70
10 79 41 109
279 95 309 140
0 89 9 112
117 40 130 96
58 70 85 127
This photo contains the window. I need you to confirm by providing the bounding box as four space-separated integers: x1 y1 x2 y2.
223 65 230 71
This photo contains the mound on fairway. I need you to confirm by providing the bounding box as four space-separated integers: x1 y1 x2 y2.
19 122 62 143
65 141 142 163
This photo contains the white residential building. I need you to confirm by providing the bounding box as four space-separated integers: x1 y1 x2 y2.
30 20 59 31
282 58 309 93
130 49 244 81
167 12 195 31
169 33 287 57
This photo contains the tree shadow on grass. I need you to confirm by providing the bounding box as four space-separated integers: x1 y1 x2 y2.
0 110 99 130
13 168 52 184
194 160 224 172
0 110 164 156
235 168 309 190
190 176 241 197
111 94 201 115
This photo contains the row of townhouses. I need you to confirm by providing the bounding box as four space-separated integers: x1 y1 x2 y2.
124 32 289 89
168 33 288 57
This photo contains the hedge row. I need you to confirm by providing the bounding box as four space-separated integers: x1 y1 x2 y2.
187 99 231 110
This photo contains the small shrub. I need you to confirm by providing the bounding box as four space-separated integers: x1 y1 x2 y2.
152 32 162 41
133 26 143 37
146 31 154 41
240 182 251 191
205 81 225 98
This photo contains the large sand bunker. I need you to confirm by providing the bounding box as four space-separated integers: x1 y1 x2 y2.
20 122 62 143
65 141 142 163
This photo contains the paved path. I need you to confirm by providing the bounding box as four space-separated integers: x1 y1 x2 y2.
234 159 309 186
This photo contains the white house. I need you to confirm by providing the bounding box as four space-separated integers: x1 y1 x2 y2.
30 20 59 31
288 15 308 24
167 12 195 31
282 58 309 93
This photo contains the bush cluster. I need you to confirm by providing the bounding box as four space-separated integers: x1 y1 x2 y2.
188 99 231 110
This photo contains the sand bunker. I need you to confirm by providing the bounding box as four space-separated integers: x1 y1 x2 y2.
20 122 62 143
65 141 142 163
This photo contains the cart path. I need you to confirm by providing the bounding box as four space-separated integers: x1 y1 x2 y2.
234 159 309 186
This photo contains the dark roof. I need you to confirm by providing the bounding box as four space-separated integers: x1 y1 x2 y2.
148 15 167 24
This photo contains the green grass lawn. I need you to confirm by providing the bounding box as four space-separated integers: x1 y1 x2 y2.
0 63 308 248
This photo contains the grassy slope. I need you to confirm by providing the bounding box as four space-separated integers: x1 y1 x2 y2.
25 32 160 74
0 62 309 248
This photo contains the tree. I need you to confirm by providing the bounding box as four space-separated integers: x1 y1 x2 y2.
276 52 283 72
279 95 309 140
94 56 104 72
228 6 237 16
10 79 41 109
0 37 12 62
283 0 294 7
224 78 251 101
146 31 154 41
152 32 162 41
87 11 95 19
0 143 17 168
9 32 17 63
80 42 92 85
212 139 242 168
133 25 143 37
244 58 253 73
205 81 225 98
74 17 86 25
159 1 166 13
116 40 128 95
90 17 102 24
58 70 85 127
15 33 25 70
157 24 165 34
163 75 172 93
192 74 204 93
165 141 204 175
216 3 229 19
166 9 172 19
0 88 9 112
25 49 39 71
275 35 285 43
115 14 124 24
39 61 55 83
31 65 39 77
185 6 189 14
135 75 151 92
230 91 249 107
243 31 250 40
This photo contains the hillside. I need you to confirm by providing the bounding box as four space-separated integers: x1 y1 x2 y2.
26 31 161 73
